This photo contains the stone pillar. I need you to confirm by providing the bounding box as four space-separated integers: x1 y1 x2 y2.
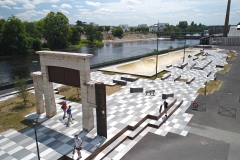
80 69 94 131
41 65 56 117
31 71 45 114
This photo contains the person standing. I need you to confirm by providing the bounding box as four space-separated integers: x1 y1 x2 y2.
164 100 168 117
61 101 68 119
73 134 83 160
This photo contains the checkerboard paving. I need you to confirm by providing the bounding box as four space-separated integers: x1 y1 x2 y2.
0 48 229 160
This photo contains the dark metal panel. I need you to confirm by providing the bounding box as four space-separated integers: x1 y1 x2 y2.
95 82 107 138
48 66 80 87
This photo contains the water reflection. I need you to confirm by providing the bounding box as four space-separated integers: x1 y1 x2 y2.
0 39 199 83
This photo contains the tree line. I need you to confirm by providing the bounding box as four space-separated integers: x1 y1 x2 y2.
0 12 112 56
0 11 208 56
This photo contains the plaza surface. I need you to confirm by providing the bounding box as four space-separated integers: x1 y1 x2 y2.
0 47 237 160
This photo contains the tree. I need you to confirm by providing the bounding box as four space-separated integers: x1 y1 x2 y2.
112 27 123 37
43 12 71 49
178 21 188 31
84 25 103 43
104 26 110 33
70 26 81 45
1 16 31 55
15 78 29 107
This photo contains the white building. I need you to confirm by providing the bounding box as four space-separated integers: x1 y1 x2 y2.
228 25 240 37
119 24 129 32
149 23 169 32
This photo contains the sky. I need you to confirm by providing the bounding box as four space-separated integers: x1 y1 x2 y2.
0 0 239 26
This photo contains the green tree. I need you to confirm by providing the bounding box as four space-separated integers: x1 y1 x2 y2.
70 26 81 45
178 21 188 31
15 78 29 107
104 26 110 33
24 21 41 38
1 16 31 55
112 27 123 37
43 12 71 49
84 25 103 43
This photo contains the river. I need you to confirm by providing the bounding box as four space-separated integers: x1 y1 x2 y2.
0 39 199 84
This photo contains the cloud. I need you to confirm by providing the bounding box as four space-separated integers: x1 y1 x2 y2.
60 3 72 9
0 0 17 6
85 1 101 7
32 0 59 5
16 9 50 21
1 5 11 9
59 9 69 15
51 5 57 8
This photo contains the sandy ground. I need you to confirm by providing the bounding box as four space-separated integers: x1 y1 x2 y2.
100 48 200 77
103 33 159 43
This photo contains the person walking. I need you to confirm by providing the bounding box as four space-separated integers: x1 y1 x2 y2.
61 101 68 119
66 105 73 127
73 134 83 160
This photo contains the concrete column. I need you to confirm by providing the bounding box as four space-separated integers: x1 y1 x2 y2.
41 65 56 117
31 71 45 114
80 70 94 131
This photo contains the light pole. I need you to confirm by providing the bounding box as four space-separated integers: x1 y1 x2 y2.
182 34 186 63
155 22 160 79
32 118 40 160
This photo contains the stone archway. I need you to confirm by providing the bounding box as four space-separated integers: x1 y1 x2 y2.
31 51 96 131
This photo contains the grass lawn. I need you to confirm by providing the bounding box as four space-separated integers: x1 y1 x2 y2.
198 80 222 95
0 93 36 132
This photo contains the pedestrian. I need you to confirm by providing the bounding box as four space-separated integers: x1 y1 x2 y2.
164 100 168 117
72 134 83 160
61 101 68 119
66 105 73 126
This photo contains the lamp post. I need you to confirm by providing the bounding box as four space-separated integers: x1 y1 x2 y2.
155 22 160 79
32 118 40 160
182 34 186 63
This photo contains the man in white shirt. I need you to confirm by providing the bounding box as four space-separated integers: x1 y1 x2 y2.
73 135 83 160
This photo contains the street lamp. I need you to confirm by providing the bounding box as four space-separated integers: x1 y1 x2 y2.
32 118 40 160
155 22 160 79
182 34 187 63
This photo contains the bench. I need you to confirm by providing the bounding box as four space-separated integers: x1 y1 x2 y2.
186 77 195 84
121 76 138 82
193 57 198 61
216 64 224 68
162 93 174 99
113 79 127 85
161 73 171 80
130 87 143 93
174 75 181 82
177 63 188 69
166 64 172 68
145 90 155 96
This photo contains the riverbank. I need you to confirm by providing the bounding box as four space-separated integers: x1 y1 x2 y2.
103 33 163 43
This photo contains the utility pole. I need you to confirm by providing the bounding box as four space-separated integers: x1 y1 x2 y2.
223 0 231 37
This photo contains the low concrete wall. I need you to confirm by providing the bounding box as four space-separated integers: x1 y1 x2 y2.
210 37 240 46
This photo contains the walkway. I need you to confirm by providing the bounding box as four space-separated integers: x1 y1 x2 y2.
0 48 229 160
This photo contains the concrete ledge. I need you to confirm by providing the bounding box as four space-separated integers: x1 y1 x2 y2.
121 77 138 82
161 73 171 80
130 87 143 93
113 79 127 85
186 77 195 84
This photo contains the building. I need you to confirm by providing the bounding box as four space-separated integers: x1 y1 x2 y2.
208 25 224 35
228 25 240 37
149 23 169 32
138 24 148 27
119 24 129 32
